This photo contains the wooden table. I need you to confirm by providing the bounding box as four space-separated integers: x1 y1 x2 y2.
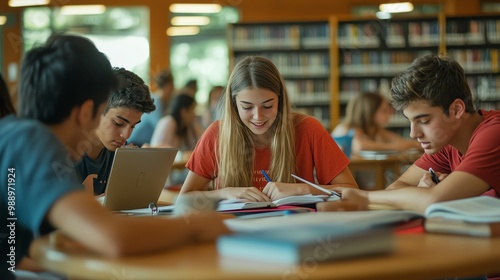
348 156 402 190
31 232 500 280
349 151 421 190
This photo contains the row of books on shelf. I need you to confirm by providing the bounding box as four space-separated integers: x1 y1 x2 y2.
468 76 500 101
448 49 499 73
294 107 330 129
286 80 330 104
340 50 431 76
338 21 439 48
446 19 500 44
289 91 330 105
286 79 328 94
236 53 329 77
341 63 409 76
478 102 500 110
340 79 391 97
232 24 329 50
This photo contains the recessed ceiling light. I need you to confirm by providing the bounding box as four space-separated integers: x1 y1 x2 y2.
60 5 106 15
169 4 221 14
379 2 414 13
0 16 7 25
166 26 200 36
8 0 50 7
171 16 210 26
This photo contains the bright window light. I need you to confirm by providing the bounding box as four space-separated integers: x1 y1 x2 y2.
0 16 7 25
167 26 200 36
171 16 210 26
9 0 49 7
379 2 414 13
169 4 222 14
376 11 392 19
60 5 106 15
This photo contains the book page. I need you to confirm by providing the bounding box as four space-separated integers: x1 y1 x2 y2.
425 196 500 223
425 217 492 237
216 200 274 211
272 194 328 206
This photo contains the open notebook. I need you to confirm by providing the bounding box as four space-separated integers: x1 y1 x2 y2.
217 194 340 211
100 147 178 211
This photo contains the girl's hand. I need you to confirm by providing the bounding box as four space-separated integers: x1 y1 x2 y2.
262 182 308 201
221 187 271 202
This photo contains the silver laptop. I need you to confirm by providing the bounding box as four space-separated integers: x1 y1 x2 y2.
102 147 178 211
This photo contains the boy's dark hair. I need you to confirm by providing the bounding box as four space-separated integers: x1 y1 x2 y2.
390 54 475 115
104 68 156 114
155 70 174 88
18 34 118 124
0 73 15 117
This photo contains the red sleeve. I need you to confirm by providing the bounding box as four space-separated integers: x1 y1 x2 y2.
186 121 219 180
295 116 350 184
454 122 500 190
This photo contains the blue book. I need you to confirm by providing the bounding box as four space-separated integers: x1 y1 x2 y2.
217 225 393 265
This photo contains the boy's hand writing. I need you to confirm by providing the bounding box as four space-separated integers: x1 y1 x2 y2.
317 188 369 212
418 170 447 187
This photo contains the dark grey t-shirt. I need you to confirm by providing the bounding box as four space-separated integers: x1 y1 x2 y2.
74 148 115 195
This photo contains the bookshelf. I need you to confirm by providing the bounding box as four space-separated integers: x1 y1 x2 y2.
228 14 500 136
444 14 500 112
228 21 332 129
330 15 443 136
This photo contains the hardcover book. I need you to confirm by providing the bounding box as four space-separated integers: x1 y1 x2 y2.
217 225 394 265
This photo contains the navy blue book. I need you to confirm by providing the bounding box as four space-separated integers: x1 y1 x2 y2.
217 225 393 265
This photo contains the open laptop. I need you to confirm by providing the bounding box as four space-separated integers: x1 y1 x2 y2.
101 147 178 211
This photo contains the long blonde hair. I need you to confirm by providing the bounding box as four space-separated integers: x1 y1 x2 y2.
217 56 296 188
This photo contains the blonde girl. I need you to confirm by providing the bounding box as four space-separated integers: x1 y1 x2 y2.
180 56 357 201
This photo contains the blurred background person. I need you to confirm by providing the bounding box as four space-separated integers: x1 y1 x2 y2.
150 93 202 150
151 93 203 186
181 79 198 98
332 92 421 189
203 85 224 128
128 69 175 147
332 92 420 156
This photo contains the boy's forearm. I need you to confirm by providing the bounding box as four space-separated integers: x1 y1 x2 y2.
386 179 417 190
367 187 433 213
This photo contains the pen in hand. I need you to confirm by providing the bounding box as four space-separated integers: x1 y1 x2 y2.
429 168 440 184
261 170 272 182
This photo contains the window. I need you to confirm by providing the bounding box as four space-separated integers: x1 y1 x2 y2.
22 6 150 84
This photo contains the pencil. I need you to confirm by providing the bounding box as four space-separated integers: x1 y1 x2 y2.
291 174 341 198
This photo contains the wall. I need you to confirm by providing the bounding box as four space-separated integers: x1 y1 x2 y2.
0 0 484 90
